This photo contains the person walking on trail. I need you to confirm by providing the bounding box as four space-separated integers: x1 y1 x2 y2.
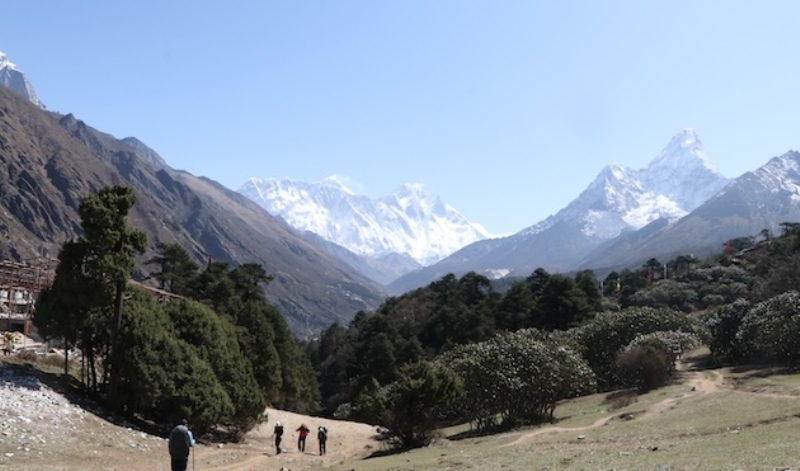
317 425 328 456
272 421 284 454
296 423 310 452
168 419 195 471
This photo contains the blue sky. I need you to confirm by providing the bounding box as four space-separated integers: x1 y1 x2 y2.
2 1 799 235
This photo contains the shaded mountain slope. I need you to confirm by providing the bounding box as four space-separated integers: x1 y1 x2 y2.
0 85 385 335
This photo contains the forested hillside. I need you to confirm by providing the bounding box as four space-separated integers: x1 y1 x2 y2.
304 222 800 448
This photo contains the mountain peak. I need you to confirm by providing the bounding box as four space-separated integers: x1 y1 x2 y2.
321 175 356 195
672 128 700 146
0 51 44 109
394 182 432 199
647 128 718 174
0 52 15 69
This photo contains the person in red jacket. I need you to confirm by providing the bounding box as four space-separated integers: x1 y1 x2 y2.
296 423 310 453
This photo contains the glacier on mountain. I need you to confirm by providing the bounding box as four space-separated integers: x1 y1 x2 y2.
239 177 492 266
0 51 44 108
521 129 729 241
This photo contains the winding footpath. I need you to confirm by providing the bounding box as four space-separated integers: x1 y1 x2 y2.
502 362 725 448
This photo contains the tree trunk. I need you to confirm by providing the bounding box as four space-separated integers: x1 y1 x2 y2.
63 339 69 376
107 283 125 410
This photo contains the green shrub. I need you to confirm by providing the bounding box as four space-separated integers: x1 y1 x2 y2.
615 346 670 392
737 291 800 364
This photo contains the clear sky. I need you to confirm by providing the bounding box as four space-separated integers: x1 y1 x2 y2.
2 1 799 235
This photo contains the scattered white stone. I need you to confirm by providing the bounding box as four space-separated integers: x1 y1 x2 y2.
0 364 87 449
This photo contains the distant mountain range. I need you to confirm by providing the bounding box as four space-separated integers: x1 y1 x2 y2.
239 177 491 267
236 127 800 296
240 129 738 292
391 133 800 293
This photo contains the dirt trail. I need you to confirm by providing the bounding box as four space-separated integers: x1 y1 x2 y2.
503 362 723 448
190 407 382 471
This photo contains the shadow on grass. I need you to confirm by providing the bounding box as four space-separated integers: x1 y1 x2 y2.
362 432 408 459
728 362 800 375
681 350 718 371
447 423 514 441
682 348 800 378
362 427 484 459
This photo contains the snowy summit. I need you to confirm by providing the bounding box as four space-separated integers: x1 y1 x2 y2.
239 177 492 266
0 51 44 108
522 128 730 240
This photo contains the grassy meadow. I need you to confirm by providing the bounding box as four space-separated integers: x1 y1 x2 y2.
322 354 800 471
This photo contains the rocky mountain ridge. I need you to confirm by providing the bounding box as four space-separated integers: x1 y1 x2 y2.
0 83 385 336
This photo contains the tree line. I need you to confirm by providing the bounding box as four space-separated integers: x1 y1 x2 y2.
34 185 316 437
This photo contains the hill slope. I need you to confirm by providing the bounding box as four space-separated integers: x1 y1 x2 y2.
0 85 385 335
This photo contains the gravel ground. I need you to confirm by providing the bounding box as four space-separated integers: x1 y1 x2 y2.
0 361 382 470
0 362 87 454
0 362 165 470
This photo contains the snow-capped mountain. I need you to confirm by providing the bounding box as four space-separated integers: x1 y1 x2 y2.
0 52 44 108
578 149 800 271
523 128 729 240
389 129 731 293
238 176 492 266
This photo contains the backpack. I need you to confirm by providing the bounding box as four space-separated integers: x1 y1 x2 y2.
168 425 191 458
318 425 328 439
275 424 284 437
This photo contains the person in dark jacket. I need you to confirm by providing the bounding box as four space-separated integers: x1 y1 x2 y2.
296 423 310 452
168 419 195 471
317 425 328 455
272 421 284 454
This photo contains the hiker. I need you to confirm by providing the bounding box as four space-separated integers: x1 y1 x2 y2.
317 425 328 455
272 421 284 454
2 332 14 355
296 423 310 452
168 419 195 471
